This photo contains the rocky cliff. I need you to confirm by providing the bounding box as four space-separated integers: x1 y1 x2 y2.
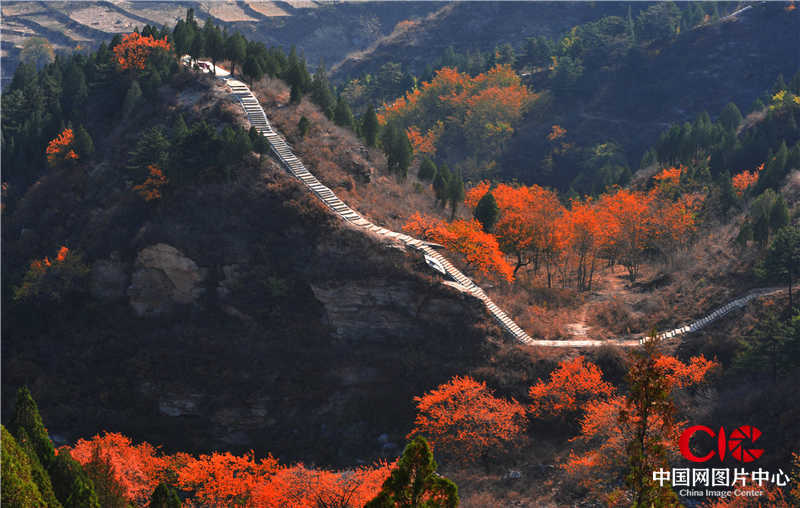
2 150 503 465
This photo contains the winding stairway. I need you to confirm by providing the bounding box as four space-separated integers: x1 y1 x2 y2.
197 61 783 348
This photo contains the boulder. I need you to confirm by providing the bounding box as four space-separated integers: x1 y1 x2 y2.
128 243 206 316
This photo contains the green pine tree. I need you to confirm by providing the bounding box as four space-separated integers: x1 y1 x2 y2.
474 191 500 231
250 127 270 161
298 116 311 138
203 19 224 76
754 210 771 247
173 114 188 139
243 56 263 86
364 436 458 508
447 170 465 220
290 82 302 104
417 157 437 182
718 170 737 216
361 103 380 147
150 482 182 508
719 102 743 132
15 428 62 508
121 81 142 118
189 31 205 65
734 310 800 384
83 444 128 508
735 220 753 249
310 62 336 116
10 387 55 468
225 33 247 76
381 122 412 180
2 426 47 508
49 451 100 508
770 195 790 232
333 96 354 129
758 141 789 191
433 163 452 207
760 226 800 309
73 125 94 159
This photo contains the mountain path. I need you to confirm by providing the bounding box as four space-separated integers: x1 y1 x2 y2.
192 60 784 348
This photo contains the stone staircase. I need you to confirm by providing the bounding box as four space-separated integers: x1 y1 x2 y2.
225 76 537 344
212 68 785 349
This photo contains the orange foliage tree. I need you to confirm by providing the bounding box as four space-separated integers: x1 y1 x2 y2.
563 198 602 290
403 213 514 282
648 193 701 265
46 128 79 168
731 163 764 196
535 349 717 505
652 165 683 190
70 432 167 506
594 188 655 282
462 179 698 287
547 124 567 142
528 356 615 419
406 122 443 156
380 64 536 159
133 164 168 201
408 375 526 465
496 183 565 284
465 182 566 282
252 461 394 508
176 450 280 506
114 32 171 71
68 433 394 507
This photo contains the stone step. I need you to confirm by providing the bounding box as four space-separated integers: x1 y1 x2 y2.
225 75 535 346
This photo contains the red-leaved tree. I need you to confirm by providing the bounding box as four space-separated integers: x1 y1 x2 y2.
114 32 170 71
409 375 526 465
403 213 514 282
532 350 717 505
46 128 79 168
528 355 615 419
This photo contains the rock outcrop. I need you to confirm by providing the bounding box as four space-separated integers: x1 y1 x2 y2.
127 243 207 317
310 278 483 342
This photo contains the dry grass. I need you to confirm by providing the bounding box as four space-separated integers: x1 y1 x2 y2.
330 4 453 72
245 75 766 346
251 77 456 232
243 1 291 17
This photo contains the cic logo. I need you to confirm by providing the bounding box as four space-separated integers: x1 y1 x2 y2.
679 425 764 463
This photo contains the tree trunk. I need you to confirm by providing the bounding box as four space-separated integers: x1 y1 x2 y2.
513 252 528 278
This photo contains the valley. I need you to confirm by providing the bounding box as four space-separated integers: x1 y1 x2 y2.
2 3 800 507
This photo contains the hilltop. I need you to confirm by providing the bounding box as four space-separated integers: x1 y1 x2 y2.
1 1 440 87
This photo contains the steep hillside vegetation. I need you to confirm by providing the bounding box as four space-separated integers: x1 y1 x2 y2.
1 42 504 465
333 2 799 193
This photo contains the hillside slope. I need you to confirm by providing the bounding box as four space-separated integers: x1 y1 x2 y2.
503 4 800 187
1 72 503 466
328 3 798 190
330 2 635 78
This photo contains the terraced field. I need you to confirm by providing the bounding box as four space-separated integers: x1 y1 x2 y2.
1 1 439 88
